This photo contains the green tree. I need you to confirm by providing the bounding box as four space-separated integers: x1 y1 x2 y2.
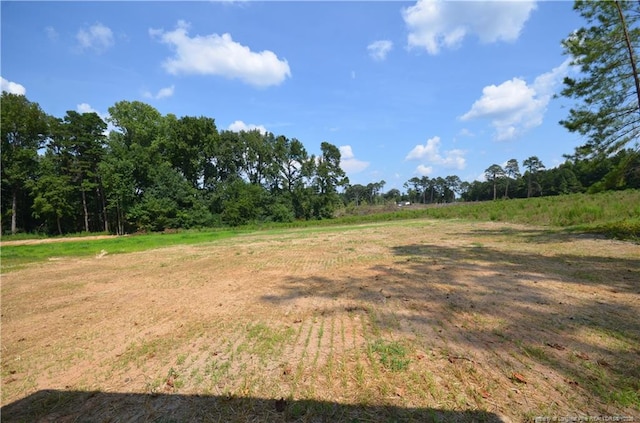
366 180 386 204
523 156 545 198
58 111 108 232
444 175 461 202
406 177 425 203
99 133 136 234
159 114 218 189
1 93 50 234
313 142 348 218
384 188 401 203
484 164 505 200
128 162 210 231
344 184 368 206
240 130 273 187
105 101 165 232
503 159 521 198
432 177 446 203
459 181 471 200
108 101 163 193
278 136 309 194
206 130 245 190
291 153 317 219
30 151 75 235
462 180 491 202
560 0 640 156
218 178 267 226
541 164 583 195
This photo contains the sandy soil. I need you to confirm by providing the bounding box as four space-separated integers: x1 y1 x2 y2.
1 219 639 422
0 234 117 246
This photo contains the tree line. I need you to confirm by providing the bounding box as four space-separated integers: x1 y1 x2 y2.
2 92 639 236
2 1 638 235
460 151 638 203
1 95 350 235
341 149 638 208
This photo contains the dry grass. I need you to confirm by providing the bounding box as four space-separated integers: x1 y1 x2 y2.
1 219 639 422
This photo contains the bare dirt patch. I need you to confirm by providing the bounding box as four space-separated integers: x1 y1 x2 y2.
0 234 116 247
1 220 639 422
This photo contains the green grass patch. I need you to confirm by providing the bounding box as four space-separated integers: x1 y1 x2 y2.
611 387 640 408
244 322 295 358
368 339 410 372
0 231 110 242
332 189 640 241
0 229 243 272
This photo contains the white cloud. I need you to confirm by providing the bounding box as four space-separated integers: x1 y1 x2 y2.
150 20 291 88
219 0 250 6
77 23 114 53
402 0 536 54
416 164 433 176
45 26 58 41
460 59 572 141
1 77 26 95
77 103 98 114
339 145 370 174
228 120 267 134
367 40 393 61
143 85 175 100
156 85 175 99
405 136 466 169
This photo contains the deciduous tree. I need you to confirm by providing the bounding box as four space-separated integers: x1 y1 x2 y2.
313 142 348 218
1 93 50 234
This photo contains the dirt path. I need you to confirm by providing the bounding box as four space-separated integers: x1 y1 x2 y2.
1 219 639 422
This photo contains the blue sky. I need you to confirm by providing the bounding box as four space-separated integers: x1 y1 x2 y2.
1 1 587 190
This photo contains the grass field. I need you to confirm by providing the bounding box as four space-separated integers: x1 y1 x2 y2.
1 215 639 422
333 190 640 241
1 190 639 274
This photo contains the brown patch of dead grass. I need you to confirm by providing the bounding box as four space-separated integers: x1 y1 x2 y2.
1 220 639 421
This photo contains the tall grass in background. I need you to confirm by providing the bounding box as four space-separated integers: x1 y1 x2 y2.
333 190 640 240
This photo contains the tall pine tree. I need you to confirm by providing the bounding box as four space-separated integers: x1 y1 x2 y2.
560 0 640 156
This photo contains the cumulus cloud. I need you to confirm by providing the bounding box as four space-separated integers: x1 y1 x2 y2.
150 20 291 88
460 59 572 141
143 85 175 100
416 164 434 176
1 77 26 95
339 145 370 174
405 136 466 169
228 120 267 134
402 0 536 54
367 40 393 61
77 23 114 52
77 103 99 114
